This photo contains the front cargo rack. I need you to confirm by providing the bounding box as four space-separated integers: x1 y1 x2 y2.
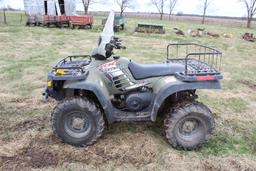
166 43 223 82
48 55 91 81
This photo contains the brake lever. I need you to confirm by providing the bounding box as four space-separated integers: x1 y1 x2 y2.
109 43 117 49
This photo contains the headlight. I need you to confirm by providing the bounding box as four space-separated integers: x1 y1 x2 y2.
47 81 53 87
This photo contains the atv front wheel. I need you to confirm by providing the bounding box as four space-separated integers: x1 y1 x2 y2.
164 101 214 150
51 98 105 146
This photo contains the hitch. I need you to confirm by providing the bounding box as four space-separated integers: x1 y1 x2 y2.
42 87 49 101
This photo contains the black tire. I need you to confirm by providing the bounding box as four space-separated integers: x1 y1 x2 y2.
120 24 124 30
114 26 119 32
164 101 214 150
88 24 92 29
51 97 105 146
69 21 73 29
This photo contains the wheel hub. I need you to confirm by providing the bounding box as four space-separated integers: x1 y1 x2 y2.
71 117 85 130
64 111 92 138
182 120 197 134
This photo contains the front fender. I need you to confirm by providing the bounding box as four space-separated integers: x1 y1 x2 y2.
63 81 115 123
151 80 221 121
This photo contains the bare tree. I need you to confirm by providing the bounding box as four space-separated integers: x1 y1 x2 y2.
168 0 178 20
116 0 134 17
241 0 256 28
201 0 213 24
151 0 167 20
81 0 97 15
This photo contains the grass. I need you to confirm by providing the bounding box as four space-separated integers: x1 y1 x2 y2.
0 12 256 170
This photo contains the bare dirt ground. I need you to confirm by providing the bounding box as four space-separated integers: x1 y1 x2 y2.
1 117 256 171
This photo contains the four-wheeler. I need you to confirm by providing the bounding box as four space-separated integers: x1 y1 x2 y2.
43 11 223 150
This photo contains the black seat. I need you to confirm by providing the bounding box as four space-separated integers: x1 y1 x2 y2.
128 61 185 80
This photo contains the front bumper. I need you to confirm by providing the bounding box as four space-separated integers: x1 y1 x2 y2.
42 85 64 101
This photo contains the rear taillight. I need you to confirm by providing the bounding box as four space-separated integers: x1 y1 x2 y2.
196 75 215 81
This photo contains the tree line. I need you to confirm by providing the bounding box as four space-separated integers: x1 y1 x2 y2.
80 0 256 28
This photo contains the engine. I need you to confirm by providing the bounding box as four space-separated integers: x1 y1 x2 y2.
111 88 153 112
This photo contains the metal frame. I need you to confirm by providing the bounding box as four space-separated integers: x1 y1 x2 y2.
48 55 91 81
166 43 223 81
54 55 91 72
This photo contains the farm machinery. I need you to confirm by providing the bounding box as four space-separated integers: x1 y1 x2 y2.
102 16 125 32
43 11 223 150
26 14 93 29
24 0 93 29
135 23 165 34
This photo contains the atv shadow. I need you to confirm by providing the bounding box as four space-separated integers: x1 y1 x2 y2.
106 120 167 142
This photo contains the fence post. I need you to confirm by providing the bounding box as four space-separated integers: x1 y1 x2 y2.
3 8 7 24
20 11 23 24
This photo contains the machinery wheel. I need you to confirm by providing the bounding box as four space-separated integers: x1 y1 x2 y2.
120 24 124 30
88 24 92 29
164 101 214 150
114 26 119 32
51 97 105 146
57 23 63 28
68 21 72 29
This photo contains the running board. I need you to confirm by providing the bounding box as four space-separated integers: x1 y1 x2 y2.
112 110 151 122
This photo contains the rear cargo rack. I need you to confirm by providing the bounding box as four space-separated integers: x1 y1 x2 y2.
167 43 223 82
48 55 91 81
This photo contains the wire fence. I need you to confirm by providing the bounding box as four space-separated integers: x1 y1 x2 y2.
0 10 26 26
0 10 254 29
89 11 253 28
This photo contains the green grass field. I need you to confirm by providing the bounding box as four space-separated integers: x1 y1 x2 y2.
0 12 256 170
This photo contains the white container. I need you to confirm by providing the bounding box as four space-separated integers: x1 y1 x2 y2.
23 0 77 16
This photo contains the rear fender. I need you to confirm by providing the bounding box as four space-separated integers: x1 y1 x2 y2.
151 80 221 121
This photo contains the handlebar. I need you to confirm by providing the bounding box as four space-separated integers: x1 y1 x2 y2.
112 37 126 49
105 37 126 56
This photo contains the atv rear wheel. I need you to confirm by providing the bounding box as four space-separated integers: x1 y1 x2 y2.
164 101 214 150
51 97 105 146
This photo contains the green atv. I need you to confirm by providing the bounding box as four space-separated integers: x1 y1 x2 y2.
43 11 223 150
